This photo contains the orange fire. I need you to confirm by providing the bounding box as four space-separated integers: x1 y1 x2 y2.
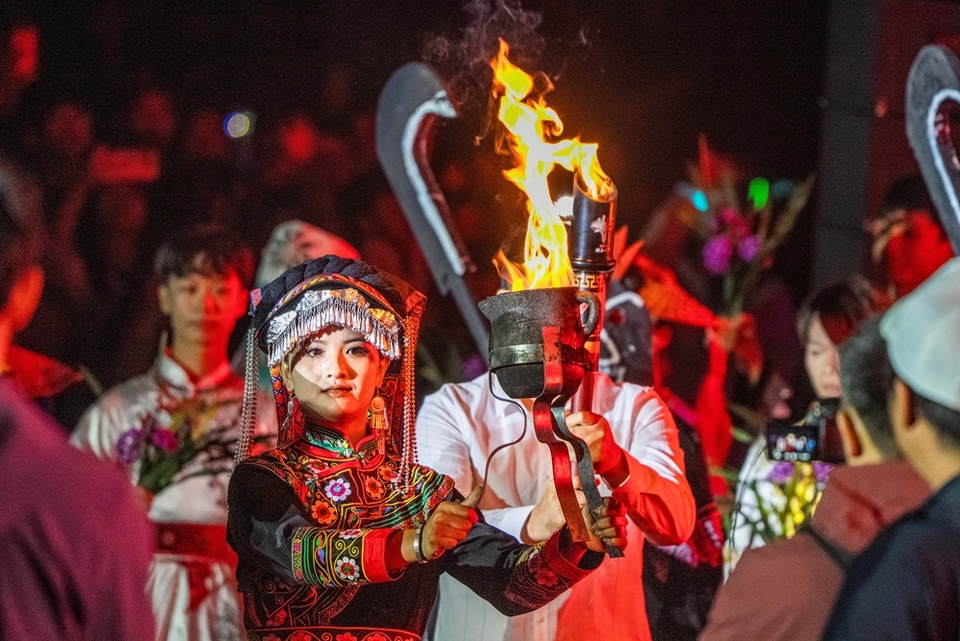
490 38 614 291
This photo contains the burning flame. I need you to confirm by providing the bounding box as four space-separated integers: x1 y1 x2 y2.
491 38 615 291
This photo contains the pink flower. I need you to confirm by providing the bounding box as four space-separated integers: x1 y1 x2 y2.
149 427 179 452
738 234 762 262
335 634 358 641
703 236 733 275
289 632 312 641
325 478 352 503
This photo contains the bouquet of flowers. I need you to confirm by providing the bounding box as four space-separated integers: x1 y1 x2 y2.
735 460 831 543
115 396 237 495
678 136 815 316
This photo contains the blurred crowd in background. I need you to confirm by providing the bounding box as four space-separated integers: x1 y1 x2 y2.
0 26 518 398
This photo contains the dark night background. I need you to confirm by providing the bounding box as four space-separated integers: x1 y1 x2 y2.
22 0 830 297
20 0 960 400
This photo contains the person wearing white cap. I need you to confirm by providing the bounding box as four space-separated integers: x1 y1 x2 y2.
822 257 960 641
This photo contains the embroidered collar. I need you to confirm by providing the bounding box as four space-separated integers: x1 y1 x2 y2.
300 423 378 461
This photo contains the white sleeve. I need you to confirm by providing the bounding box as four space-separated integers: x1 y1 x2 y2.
610 385 695 546
416 387 534 540
70 392 128 461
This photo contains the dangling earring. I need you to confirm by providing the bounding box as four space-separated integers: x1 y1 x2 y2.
369 395 389 457
282 391 298 434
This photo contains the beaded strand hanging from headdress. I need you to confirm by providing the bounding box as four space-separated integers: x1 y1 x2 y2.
233 257 426 491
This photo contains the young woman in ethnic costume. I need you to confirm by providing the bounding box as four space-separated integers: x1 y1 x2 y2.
228 256 627 641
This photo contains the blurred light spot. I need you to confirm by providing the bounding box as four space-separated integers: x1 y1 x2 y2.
692 190 709 212
674 182 709 212
771 179 794 200
748 177 769 210
555 195 573 219
874 98 888 118
224 112 252 138
10 25 38 83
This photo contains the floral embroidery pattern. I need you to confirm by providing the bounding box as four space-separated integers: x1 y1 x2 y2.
244 443 456 626
265 608 287 626
378 464 398 483
364 476 385 499
335 557 360 582
325 478 352 502
534 566 558 588
249 630 421 641
504 541 578 610
311 500 337 526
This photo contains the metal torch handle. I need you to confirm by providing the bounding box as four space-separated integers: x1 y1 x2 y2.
550 405 625 558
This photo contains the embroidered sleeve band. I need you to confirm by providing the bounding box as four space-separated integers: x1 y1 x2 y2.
291 526 399 587
502 529 600 610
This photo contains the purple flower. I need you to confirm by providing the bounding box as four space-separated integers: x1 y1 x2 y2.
703 235 733 275
738 234 761 262
116 428 144 464
149 428 179 453
812 461 833 485
768 461 795 484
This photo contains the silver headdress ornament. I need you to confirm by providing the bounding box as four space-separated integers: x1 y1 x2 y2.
265 287 400 367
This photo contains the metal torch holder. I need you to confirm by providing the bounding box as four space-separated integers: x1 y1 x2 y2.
480 288 623 556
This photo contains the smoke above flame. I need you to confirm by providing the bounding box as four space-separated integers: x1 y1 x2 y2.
490 38 613 291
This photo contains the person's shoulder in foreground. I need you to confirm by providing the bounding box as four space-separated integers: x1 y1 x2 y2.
821 480 960 641
823 257 960 641
0 380 154 640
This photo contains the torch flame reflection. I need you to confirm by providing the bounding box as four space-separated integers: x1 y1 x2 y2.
491 38 614 291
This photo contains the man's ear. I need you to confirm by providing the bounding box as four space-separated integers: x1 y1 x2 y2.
891 378 918 431
836 408 862 461
158 282 172 316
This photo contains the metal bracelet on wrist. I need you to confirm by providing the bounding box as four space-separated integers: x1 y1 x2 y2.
412 527 430 564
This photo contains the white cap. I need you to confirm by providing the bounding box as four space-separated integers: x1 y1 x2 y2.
880 256 960 412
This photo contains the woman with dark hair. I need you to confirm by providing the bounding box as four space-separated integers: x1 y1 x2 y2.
227 256 627 641
724 275 887 576
795 276 887 401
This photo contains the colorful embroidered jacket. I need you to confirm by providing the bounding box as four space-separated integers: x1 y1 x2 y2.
227 425 603 641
